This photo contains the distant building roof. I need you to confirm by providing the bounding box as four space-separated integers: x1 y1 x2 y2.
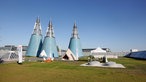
82 48 96 52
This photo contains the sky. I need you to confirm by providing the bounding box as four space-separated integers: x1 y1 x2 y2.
0 0 146 52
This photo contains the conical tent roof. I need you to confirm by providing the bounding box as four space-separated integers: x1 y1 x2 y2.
26 17 43 57
72 22 79 39
91 47 106 53
40 19 58 58
33 17 42 35
68 22 83 59
46 20 54 37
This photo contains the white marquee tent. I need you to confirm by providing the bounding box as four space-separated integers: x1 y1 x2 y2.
91 47 106 54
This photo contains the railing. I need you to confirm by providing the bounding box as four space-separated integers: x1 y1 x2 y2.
83 52 130 57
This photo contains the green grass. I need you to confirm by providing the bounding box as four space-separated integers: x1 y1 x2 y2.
0 57 146 82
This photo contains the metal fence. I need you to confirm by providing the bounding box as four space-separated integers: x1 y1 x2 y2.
59 51 130 57
0 50 26 61
83 52 130 57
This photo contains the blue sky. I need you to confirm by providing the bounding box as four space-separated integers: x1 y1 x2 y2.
0 0 146 51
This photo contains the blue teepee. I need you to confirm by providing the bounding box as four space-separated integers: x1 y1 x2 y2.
26 17 43 57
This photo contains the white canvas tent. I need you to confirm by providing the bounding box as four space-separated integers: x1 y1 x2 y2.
62 49 77 60
91 47 106 54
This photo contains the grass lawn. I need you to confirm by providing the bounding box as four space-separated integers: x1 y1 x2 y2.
0 57 146 82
